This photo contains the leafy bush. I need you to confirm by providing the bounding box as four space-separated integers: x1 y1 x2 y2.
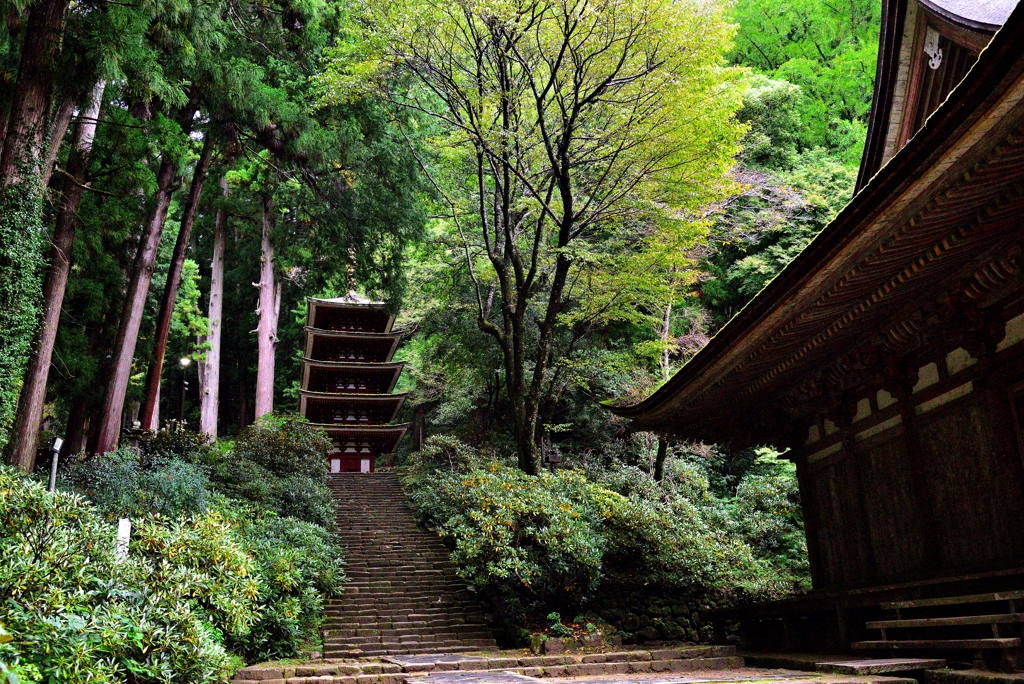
411 465 606 609
0 468 255 683
58 422 348 663
0 621 39 684
204 416 336 527
136 428 218 468
730 454 809 589
405 445 771 621
65 446 212 519
405 435 480 481
223 509 346 661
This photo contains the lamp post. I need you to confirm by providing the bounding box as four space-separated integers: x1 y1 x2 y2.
179 357 191 422
48 437 63 492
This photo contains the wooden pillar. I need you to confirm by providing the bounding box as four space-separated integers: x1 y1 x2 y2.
892 362 944 571
794 456 827 589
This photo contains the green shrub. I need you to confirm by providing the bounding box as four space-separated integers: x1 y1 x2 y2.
729 453 809 590
0 467 255 683
232 415 333 480
205 416 336 527
409 465 605 611
405 451 769 620
0 621 39 684
223 509 346 661
64 446 212 519
406 435 479 480
136 428 218 468
59 423 348 663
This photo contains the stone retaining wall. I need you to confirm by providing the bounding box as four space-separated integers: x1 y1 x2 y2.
590 584 730 644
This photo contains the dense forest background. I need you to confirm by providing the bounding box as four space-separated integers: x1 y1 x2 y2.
0 0 880 464
0 0 881 587
395 0 879 464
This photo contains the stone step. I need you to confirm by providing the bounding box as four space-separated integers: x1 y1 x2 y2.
322 472 494 655
232 645 742 681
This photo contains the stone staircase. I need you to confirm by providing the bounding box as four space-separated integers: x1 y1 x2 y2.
323 472 497 657
232 645 745 683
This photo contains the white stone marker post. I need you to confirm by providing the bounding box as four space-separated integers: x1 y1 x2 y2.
115 518 131 559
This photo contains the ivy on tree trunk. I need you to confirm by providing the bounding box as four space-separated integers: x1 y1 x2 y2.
6 80 106 470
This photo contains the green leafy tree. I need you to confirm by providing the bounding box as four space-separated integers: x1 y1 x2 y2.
362 0 745 474
729 0 878 163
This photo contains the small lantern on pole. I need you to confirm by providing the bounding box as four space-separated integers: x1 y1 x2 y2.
179 357 191 422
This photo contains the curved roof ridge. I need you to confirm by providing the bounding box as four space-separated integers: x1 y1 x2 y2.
920 0 1017 31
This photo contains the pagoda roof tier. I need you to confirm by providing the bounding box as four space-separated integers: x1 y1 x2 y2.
300 391 407 425
307 294 394 333
304 328 402 363
318 423 410 457
608 8 1024 446
301 361 405 394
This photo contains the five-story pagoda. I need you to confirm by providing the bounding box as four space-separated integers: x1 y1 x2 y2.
300 292 408 473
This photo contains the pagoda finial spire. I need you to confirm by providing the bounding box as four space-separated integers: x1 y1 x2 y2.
347 244 357 293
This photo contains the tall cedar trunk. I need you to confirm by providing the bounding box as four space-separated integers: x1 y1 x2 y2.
5 80 105 471
198 177 229 437
0 0 67 186
0 103 9 155
138 138 214 430
40 93 74 188
253 197 280 419
654 434 669 482
61 392 88 458
93 158 177 453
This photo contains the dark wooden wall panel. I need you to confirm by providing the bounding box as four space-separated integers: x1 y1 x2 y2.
808 456 877 589
917 392 1024 573
834 455 877 586
806 467 842 588
857 438 924 582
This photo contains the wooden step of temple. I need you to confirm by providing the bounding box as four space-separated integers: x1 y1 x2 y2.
883 591 1024 611
856 587 1024 667
852 638 1021 650
867 614 1024 629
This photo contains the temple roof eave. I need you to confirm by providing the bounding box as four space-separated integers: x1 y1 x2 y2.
303 327 402 340
317 423 411 433
317 423 411 455
299 391 409 401
301 359 405 370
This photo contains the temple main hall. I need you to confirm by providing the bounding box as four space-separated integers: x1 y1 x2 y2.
299 293 408 473
612 0 1024 670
